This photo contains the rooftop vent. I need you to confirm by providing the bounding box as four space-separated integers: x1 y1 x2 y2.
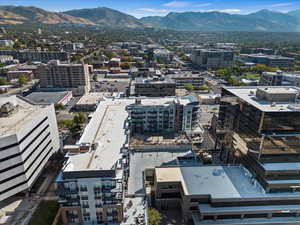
0 102 15 117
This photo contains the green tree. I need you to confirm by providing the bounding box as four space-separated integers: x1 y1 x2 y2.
199 84 210 91
93 74 98 82
148 208 162 225
0 77 8 85
18 75 29 86
74 112 86 125
121 62 131 69
184 84 194 92
55 104 66 111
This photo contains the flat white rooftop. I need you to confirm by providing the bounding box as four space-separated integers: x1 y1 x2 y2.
77 92 104 105
132 95 197 107
0 95 48 137
64 98 135 172
225 86 300 112
155 165 300 199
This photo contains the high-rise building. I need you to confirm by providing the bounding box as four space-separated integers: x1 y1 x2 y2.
57 98 128 224
0 95 60 201
38 60 90 96
192 49 234 69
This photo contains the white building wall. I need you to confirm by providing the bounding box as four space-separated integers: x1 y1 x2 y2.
0 103 60 201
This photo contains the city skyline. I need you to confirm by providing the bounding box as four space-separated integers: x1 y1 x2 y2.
0 0 299 18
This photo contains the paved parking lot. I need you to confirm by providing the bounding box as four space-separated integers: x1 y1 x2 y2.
128 150 199 197
91 77 130 93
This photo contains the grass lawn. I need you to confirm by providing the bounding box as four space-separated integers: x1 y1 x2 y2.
28 200 60 225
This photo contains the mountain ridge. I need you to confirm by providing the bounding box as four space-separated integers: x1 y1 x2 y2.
0 6 300 32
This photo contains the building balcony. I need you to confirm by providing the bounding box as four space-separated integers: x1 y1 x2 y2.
95 204 103 208
66 188 78 194
80 196 88 200
79 187 88 192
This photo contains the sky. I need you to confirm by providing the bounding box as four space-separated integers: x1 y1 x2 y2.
0 0 299 18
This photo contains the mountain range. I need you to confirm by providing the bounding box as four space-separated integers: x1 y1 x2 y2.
1 5 300 32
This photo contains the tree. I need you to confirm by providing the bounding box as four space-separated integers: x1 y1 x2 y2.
199 84 210 91
148 208 162 225
55 104 66 111
93 75 98 82
18 75 29 87
184 84 194 92
74 112 86 125
121 62 131 69
0 77 8 85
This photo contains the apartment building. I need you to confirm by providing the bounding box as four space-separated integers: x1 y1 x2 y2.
38 60 90 96
0 50 69 63
192 49 234 69
0 95 60 201
130 77 176 97
127 96 200 134
56 98 131 224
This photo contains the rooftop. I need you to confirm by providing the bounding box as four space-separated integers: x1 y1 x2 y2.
130 95 197 107
128 150 199 196
248 53 294 60
155 165 300 199
224 86 300 112
63 98 135 172
0 95 48 137
76 92 104 105
25 91 70 104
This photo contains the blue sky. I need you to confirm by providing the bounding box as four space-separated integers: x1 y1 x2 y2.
0 0 299 18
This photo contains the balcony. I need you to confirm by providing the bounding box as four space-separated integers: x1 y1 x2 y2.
95 204 102 208
66 188 78 194
80 196 88 200
80 187 87 192
82 204 89 208
94 187 101 193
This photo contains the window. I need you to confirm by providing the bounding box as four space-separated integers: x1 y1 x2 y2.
83 214 90 222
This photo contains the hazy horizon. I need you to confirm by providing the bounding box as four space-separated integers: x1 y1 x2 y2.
0 0 299 18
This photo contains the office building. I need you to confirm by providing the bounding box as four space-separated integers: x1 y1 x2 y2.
216 86 300 163
38 60 90 96
259 71 300 87
151 87 300 225
166 73 205 88
130 77 176 97
0 50 69 63
127 96 200 134
242 53 294 68
0 40 14 47
153 49 174 63
0 95 60 201
192 49 234 69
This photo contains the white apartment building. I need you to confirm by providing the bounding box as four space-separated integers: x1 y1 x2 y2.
127 96 200 134
0 95 60 201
